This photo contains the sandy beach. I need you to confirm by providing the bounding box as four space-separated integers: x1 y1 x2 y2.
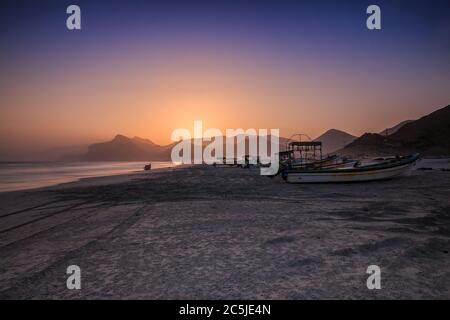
0 160 450 299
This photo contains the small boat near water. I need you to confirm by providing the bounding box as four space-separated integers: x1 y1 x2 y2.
282 153 420 183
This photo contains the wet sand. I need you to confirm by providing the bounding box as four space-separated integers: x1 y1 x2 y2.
0 160 449 299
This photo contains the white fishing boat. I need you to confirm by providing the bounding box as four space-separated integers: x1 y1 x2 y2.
282 154 420 183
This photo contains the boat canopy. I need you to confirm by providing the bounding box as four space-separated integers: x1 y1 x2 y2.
288 141 322 147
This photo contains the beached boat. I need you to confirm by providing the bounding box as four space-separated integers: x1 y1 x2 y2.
280 135 357 170
290 154 338 168
282 153 420 183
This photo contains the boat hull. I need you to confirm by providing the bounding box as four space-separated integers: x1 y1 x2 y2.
283 154 419 183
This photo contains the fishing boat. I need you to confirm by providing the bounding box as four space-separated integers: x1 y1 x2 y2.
282 153 420 183
280 134 356 170
290 154 338 168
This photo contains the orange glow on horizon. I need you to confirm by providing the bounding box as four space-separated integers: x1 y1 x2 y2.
1 45 448 156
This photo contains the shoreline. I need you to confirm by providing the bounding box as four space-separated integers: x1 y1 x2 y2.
40 165 182 191
1 158 449 194
0 162 182 194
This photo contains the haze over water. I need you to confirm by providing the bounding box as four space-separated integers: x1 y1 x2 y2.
0 161 174 192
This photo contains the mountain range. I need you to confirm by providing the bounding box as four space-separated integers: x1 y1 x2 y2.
338 104 450 157
75 130 358 161
80 135 291 161
83 135 174 161
55 104 449 161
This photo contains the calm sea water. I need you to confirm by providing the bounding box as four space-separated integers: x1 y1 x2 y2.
0 161 174 192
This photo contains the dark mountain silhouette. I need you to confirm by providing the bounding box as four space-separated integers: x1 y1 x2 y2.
379 120 413 136
74 105 450 161
80 134 288 161
83 134 173 161
338 105 450 157
313 129 356 154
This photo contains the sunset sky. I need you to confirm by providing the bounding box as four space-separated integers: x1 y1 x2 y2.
1 0 449 158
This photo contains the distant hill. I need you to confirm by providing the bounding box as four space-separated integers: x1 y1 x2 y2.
338 105 450 157
83 135 173 161
80 134 289 161
313 129 356 154
73 104 450 161
379 120 413 136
